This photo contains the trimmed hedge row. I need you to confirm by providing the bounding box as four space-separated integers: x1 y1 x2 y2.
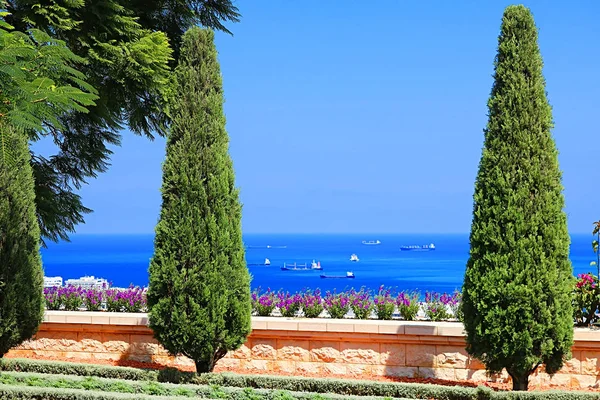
0 371 402 399
0 372 406 400
2 359 600 400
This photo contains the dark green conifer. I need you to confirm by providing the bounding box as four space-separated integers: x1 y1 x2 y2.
461 5 573 391
0 124 44 356
147 27 251 373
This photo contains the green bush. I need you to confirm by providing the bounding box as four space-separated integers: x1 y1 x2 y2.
0 371 415 400
3 359 600 400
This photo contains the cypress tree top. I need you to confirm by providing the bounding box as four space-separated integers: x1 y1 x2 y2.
461 5 573 391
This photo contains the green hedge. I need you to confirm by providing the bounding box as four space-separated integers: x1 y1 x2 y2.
0 384 193 400
0 372 409 400
2 359 600 400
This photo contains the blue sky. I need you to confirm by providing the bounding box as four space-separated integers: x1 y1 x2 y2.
35 1 599 235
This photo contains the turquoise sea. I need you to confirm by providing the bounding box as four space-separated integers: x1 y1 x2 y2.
41 233 596 294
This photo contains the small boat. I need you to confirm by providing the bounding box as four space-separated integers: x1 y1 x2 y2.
281 262 310 271
247 258 271 267
362 240 381 245
311 260 323 270
350 253 359 262
400 243 435 251
266 245 287 249
320 272 355 279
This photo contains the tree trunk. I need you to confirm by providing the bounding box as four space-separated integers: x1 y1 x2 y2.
194 360 212 374
510 372 529 391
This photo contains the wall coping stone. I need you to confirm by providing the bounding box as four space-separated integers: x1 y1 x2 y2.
43 311 599 341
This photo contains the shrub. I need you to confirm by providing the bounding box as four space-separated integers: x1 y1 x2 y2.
423 291 450 321
59 286 84 311
462 5 574 391
147 28 252 374
448 290 463 321
397 291 420 321
276 291 302 318
323 291 350 319
301 289 323 318
374 286 396 320
252 288 276 317
349 288 373 320
572 273 600 327
44 287 62 311
83 289 104 312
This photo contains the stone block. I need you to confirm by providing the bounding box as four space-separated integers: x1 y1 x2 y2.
377 322 404 334
405 344 436 367
353 321 379 334
381 366 418 378
297 321 327 332
102 334 130 353
251 339 277 360
91 352 122 362
248 359 272 371
230 344 251 359
267 320 298 331
63 351 92 360
380 343 405 366
296 362 321 374
340 342 380 364
346 364 371 377
322 363 347 376
309 341 340 362
274 360 297 374
277 340 310 361
89 315 111 325
251 318 268 330
581 351 600 375
77 338 106 353
558 353 581 375
216 358 241 370
404 324 437 336
64 314 92 324
326 321 355 333
436 345 468 368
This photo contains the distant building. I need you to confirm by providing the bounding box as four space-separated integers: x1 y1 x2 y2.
64 276 108 290
43 276 63 288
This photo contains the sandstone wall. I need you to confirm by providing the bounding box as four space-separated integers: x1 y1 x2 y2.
6 312 600 389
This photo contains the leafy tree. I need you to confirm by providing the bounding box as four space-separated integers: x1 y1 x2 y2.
0 7 95 355
147 27 251 373
4 0 240 244
461 5 573 391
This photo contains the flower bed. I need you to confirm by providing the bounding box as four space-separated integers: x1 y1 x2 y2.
251 286 462 321
44 286 147 313
42 274 600 326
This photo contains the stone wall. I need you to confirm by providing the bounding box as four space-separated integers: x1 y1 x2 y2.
6 311 600 389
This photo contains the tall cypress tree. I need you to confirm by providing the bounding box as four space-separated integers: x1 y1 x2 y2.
147 27 251 373
461 5 573 391
0 124 44 356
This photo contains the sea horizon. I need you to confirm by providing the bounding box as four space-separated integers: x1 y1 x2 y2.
40 233 597 294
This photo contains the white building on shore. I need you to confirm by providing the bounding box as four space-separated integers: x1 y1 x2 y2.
64 276 109 290
43 276 63 288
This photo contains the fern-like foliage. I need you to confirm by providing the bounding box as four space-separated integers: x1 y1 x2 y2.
0 15 97 157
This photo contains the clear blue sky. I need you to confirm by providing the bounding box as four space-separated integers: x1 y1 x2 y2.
35 1 599 235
